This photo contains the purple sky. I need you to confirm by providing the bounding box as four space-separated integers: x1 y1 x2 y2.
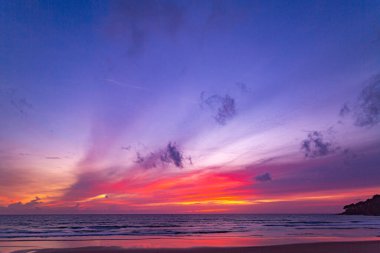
0 0 380 214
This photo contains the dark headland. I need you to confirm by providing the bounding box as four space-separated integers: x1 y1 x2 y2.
341 195 380 216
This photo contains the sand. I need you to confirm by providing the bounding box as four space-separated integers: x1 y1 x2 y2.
10 240 380 253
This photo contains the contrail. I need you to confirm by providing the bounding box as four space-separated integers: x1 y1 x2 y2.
105 78 199 104
105 79 151 92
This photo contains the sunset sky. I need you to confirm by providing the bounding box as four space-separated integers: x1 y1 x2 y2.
1 0 380 214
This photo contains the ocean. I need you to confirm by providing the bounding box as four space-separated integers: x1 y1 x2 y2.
1 214 380 239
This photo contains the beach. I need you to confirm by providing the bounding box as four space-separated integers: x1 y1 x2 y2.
8 241 380 253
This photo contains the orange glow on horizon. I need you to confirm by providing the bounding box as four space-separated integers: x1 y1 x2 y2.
2 164 380 214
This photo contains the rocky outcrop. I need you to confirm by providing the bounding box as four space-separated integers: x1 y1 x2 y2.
341 195 380 216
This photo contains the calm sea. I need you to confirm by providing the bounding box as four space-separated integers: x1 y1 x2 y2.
1 214 379 239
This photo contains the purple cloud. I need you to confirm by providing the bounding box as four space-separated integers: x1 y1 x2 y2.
135 142 187 169
301 131 339 158
255 173 272 182
200 92 237 125
354 74 380 127
339 74 380 127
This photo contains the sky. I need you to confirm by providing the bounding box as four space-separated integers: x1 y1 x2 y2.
0 0 380 214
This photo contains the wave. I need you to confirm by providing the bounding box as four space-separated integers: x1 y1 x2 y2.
1 214 380 239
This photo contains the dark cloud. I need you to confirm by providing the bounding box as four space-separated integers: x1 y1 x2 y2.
135 151 162 168
255 173 272 182
339 74 380 127
339 103 351 117
135 152 145 164
250 144 380 197
121 145 131 151
354 74 380 127
187 156 193 166
0 197 81 214
161 142 184 168
135 142 187 169
5 197 42 211
301 131 339 158
200 92 237 125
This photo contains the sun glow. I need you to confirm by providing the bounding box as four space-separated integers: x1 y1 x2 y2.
78 194 108 203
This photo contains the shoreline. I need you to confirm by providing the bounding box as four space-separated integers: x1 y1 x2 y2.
8 240 380 253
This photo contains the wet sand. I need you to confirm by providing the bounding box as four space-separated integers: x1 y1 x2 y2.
10 240 380 253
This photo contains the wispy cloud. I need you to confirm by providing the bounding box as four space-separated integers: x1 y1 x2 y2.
200 92 237 125
339 103 351 117
235 82 251 93
354 74 380 127
121 145 131 151
0 88 33 115
339 74 380 127
45 156 61 160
